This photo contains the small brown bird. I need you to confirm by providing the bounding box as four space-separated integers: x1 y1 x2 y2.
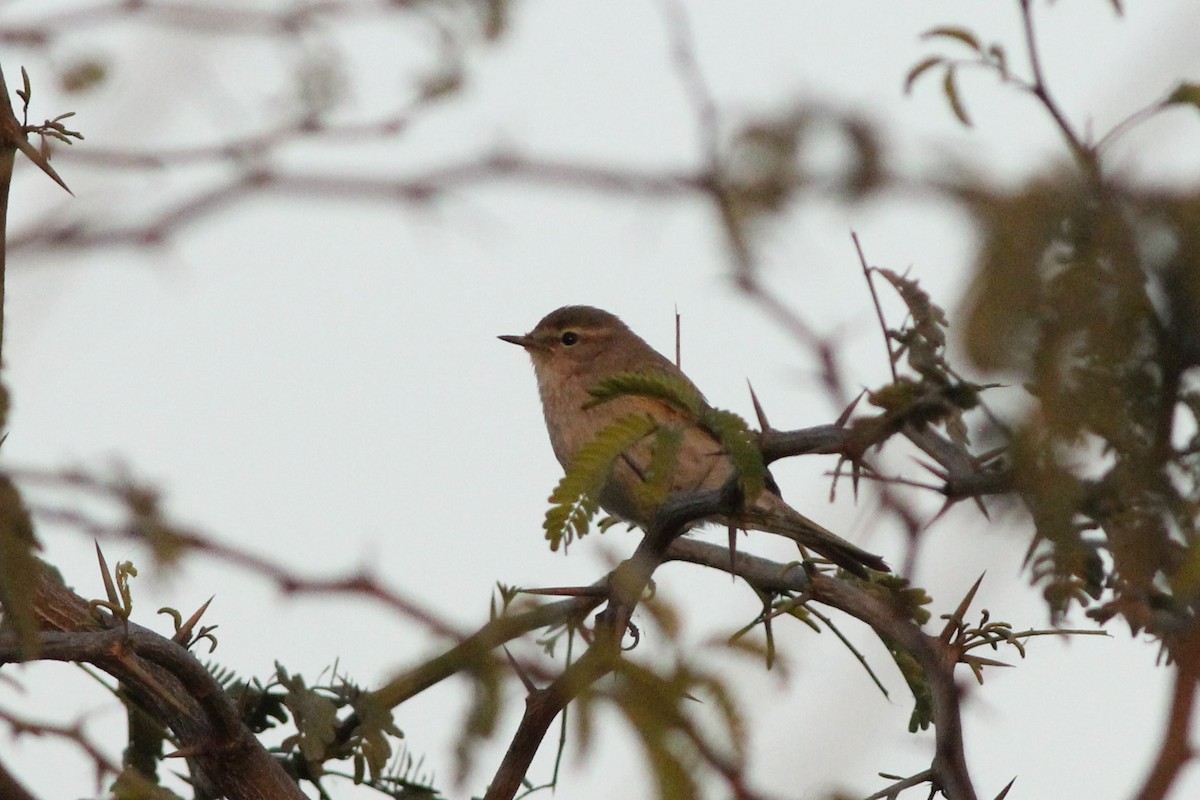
500 305 888 577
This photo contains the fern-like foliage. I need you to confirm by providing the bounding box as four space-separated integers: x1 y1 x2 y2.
349 690 406 785
634 425 683 510
587 370 767 500
575 656 748 800
699 408 766 500
585 370 705 417
544 414 658 550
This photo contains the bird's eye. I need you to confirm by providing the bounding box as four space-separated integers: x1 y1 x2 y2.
560 331 580 346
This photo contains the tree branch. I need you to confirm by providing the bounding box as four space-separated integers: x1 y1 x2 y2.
483 487 740 800
1134 628 1200 800
1 561 305 800
0 757 37 800
666 537 978 800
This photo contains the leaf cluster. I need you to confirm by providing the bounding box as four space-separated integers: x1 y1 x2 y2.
271 663 431 798
544 371 767 551
543 413 658 551
906 26 1015 127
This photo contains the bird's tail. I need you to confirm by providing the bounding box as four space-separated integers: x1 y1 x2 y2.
738 492 889 578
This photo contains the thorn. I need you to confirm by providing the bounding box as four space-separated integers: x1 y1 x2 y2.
976 445 1007 466
503 646 537 693
1020 533 1040 569
912 456 949 482
963 654 1012 670
835 390 866 428
674 305 682 369
172 596 214 646
518 585 609 598
972 495 991 520
94 541 119 606
993 777 1017 800
940 573 986 644
747 381 771 431
14 135 73 195
928 497 957 526
164 743 208 759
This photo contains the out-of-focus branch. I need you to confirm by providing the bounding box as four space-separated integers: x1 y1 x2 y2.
330 587 607 752
24 496 469 642
1134 627 1200 800
1 0 426 45
0 757 37 800
0 707 122 782
9 154 709 254
370 589 604 712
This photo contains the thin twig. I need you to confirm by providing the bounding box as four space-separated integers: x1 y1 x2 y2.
1017 0 1094 176
853 232 898 383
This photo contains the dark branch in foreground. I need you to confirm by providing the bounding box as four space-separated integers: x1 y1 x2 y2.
0 563 304 800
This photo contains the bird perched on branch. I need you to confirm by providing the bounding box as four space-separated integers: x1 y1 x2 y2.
500 305 888 577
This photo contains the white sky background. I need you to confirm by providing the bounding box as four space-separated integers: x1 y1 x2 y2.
2 0 1200 798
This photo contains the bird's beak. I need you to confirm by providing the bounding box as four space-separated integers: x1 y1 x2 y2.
498 333 534 349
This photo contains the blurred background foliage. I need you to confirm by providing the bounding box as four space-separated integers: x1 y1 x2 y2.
3 1 1200 799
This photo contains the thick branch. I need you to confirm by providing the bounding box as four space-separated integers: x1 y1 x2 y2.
0 757 36 800
761 421 1011 500
2 562 304 800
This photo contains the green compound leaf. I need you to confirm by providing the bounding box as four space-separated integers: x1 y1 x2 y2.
634 425 684 511
350 692 404 783
544 414 658 551
700 408 766 500
585 370 705 418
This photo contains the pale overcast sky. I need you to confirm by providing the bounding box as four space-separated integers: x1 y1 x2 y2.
3 1 1200 798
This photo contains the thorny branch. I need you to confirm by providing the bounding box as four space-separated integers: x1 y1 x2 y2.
3 1 1193 799
0 563 306 800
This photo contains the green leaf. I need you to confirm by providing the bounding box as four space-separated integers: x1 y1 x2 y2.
888 645 933 732
942 67 972 126
350 692 404 782
277 667 339 770
1166 81 1200 112
700 408 766 499
920 26 982 52
585 370 704 418
0 476 39 658
544 414 658 551
904 56 944 95
634 425 683 510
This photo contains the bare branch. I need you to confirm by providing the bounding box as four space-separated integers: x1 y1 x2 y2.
1134 629 1200 800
